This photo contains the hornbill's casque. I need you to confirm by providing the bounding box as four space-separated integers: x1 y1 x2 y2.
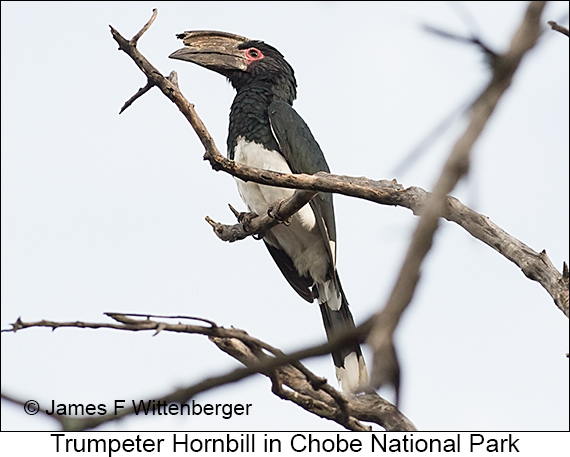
170 31 368 393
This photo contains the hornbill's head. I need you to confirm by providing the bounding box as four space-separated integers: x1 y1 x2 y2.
169 30 296 103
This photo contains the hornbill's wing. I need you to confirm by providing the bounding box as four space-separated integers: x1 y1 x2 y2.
268 101 368 393
268 100 338 273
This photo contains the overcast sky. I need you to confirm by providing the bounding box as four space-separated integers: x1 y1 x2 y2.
2 1 568 432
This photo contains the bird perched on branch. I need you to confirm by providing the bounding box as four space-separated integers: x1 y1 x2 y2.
170 31 368 393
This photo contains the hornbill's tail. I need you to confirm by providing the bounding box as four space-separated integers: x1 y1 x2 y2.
318 287 368 393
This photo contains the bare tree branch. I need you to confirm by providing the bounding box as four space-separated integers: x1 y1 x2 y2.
2 315 415 431
205 188 318 242
366 1 549 393
208 182 569 318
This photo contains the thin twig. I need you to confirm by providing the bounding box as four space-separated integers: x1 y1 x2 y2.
105 312 217 327
423 24 498 58
131 9 158 45
548 21 570 37
119 81 153 114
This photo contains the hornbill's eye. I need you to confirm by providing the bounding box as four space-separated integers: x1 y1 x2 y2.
245 48 263 61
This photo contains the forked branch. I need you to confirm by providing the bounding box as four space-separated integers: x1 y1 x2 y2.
2 314 416 431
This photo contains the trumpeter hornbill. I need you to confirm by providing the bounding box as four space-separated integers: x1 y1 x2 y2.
170 31 368 393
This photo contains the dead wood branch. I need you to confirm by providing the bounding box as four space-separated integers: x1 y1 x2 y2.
211 183 569 319
366 1 549 392
2 314 415 431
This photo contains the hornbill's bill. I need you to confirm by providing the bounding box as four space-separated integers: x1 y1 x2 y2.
170 31 369 393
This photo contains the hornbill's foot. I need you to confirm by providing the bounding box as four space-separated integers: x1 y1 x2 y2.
239 212 266 239
267 198 291 226
240 212 266 240
237 211 257 226
228 204 264 239
229 203 257 225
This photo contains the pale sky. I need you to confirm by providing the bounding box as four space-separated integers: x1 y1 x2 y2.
2 1 568 432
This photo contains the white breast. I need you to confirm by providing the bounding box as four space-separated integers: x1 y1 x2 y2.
233 137 316 230
232 137 334 285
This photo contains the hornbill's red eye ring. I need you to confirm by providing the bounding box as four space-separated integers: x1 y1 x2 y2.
245 48 263 61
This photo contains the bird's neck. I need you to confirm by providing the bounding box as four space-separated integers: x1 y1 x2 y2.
229 69 296 105
227 84 286 158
